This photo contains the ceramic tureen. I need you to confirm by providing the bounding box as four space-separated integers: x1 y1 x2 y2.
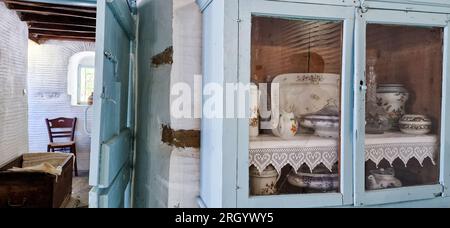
399 114 432 135
287 166 339 193
366 168 402 190
300 115 339 139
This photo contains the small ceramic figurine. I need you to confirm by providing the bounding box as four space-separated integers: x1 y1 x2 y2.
88 92 94 106
272 110 298 139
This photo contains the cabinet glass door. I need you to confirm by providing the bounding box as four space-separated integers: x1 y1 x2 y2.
355 9 450 206
249 16 343 195
237 0 354 207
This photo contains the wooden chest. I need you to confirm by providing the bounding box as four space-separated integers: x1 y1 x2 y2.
0 153 73 208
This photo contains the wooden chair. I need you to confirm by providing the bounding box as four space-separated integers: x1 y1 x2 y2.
46 117 78 176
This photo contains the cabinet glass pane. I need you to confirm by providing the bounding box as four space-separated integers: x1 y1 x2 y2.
364 24 443 191
249 16 343 196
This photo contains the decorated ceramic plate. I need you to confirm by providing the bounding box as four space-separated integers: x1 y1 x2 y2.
271 73 340 120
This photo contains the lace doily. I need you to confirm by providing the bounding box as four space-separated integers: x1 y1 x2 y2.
250 135 338 174
365 133 438 167
249 133 438 175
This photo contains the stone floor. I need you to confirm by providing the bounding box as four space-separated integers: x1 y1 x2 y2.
72 171 90 208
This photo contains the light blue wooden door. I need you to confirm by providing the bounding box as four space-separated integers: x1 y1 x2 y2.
89 0 136 208
354 7 449 206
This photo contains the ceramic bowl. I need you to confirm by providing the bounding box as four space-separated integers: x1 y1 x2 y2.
287 172 339 192
399 114 432 135
299 115 339 139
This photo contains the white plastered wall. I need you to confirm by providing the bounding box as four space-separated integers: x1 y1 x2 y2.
0 2 29 166
135 0 202 208
167 0 202 208
27 40 95 171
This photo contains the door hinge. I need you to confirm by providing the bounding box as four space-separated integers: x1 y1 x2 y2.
236 18 242 23
358 0 368 13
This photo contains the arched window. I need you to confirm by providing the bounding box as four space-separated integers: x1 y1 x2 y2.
67 51 95 106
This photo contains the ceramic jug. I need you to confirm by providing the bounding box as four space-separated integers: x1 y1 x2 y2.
272 111 298 139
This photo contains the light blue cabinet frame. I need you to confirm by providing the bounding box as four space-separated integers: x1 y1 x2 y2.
236 0 355 208
198 0 450 208
443 15 450 198
353 7 450 206
361 0 450 14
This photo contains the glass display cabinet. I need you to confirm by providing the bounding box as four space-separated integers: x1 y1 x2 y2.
354 1 450 206
197 0 450 208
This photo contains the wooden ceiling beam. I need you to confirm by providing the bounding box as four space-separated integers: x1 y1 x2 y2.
37 35 95 43
20 13 96 28
2 0 97 43
28 22 96 33
29 28 95 38
2 0 96 13
5 3 96 19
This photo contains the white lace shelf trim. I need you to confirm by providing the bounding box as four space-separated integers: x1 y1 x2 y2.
365 142 437 167
250 146 338 175
250 133 438 175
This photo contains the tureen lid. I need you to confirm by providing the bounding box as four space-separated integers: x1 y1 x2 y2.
377 84 408 94
400 114 432 123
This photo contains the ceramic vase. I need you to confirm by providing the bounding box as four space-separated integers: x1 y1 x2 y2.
376 84 409 130
249 84 260 137
250 165 279 195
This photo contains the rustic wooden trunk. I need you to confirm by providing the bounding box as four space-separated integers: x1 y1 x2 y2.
0 154 73 208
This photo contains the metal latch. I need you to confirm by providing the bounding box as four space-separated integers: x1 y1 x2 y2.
100 86 118 104
104 51 119 79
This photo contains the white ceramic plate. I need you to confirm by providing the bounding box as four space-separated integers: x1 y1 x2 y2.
271 73 340 125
